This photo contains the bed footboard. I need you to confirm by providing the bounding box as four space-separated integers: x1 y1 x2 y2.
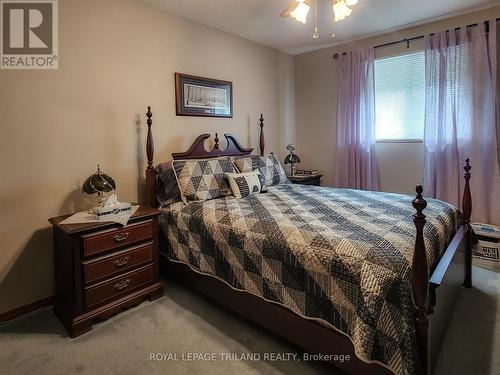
411 159 472 374
461 159 472 288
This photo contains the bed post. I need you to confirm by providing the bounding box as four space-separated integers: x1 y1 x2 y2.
412 185 429 375
259 114 265 156
145 106 156 207
462 158 472 288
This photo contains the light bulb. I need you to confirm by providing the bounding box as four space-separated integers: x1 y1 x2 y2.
332 32 336 39
290 1 310 24
345 0 358 6
312 27 319 39
333 0 352 22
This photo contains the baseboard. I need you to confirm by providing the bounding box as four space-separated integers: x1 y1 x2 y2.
0 296 54 323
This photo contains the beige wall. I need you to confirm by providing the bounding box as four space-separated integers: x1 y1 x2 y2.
295 6 500 190
0 0 294 313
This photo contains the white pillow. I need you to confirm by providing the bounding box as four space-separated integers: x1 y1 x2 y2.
226 171 266 199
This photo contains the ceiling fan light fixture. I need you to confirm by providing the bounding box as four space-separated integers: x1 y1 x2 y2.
333 0 352 22
281 0 358 39
290 0 310 24
312 26 320 39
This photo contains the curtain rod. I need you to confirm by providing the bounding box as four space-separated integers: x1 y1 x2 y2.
333 17 499 59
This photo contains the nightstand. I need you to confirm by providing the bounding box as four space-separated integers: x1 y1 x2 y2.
49 205 164 337
288 174 323 186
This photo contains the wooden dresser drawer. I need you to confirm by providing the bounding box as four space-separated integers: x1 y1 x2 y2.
84 265 154 309
82 242 154 285
82 220 153 257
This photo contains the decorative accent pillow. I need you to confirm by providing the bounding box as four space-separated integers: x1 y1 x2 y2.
226 171 266 199
172 157 235 203
234 153 289 187
155 161 181 207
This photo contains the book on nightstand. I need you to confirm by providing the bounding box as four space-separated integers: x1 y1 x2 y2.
472 223 500 269
295 169 320 176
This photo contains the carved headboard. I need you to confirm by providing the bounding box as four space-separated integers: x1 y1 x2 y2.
171 133 253 160
144 106 265 207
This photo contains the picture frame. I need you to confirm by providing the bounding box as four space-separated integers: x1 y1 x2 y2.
175 73 233 118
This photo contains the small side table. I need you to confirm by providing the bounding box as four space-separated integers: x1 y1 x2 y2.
49 205 164 337
288 174 323 186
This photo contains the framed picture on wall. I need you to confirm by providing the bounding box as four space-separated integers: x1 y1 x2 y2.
175 73 233 118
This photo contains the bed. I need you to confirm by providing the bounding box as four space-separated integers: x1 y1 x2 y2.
143 106 473 375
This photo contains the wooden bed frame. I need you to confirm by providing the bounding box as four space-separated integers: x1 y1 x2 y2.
143 106 473 375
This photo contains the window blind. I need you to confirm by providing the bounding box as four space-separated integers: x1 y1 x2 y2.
374 51 425 141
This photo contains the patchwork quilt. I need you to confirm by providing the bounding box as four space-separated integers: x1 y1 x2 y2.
159 184 460 375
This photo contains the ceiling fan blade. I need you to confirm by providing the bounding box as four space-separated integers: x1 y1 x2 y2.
280 0 298 17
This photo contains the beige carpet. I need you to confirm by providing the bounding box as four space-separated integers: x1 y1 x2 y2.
0 266 498 375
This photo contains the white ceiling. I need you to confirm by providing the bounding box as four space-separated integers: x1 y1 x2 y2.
139 0 500 54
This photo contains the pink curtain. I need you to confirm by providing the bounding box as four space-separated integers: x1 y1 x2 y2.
335 49 380 191
424 20 500 225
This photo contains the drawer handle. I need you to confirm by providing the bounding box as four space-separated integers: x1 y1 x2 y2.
113 256 130 267
113 278 131 290
113 232 130 242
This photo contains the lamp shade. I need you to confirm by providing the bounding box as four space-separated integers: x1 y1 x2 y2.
284 154 301 164
333 0 352 22
290 0 310 24
82 165 116 195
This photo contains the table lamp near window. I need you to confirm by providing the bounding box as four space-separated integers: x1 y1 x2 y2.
82 165 116 208
284 144 301 176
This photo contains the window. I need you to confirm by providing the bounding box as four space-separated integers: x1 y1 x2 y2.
374 51 425 141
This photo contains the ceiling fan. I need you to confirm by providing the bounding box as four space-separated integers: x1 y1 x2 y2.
281 0 359 39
